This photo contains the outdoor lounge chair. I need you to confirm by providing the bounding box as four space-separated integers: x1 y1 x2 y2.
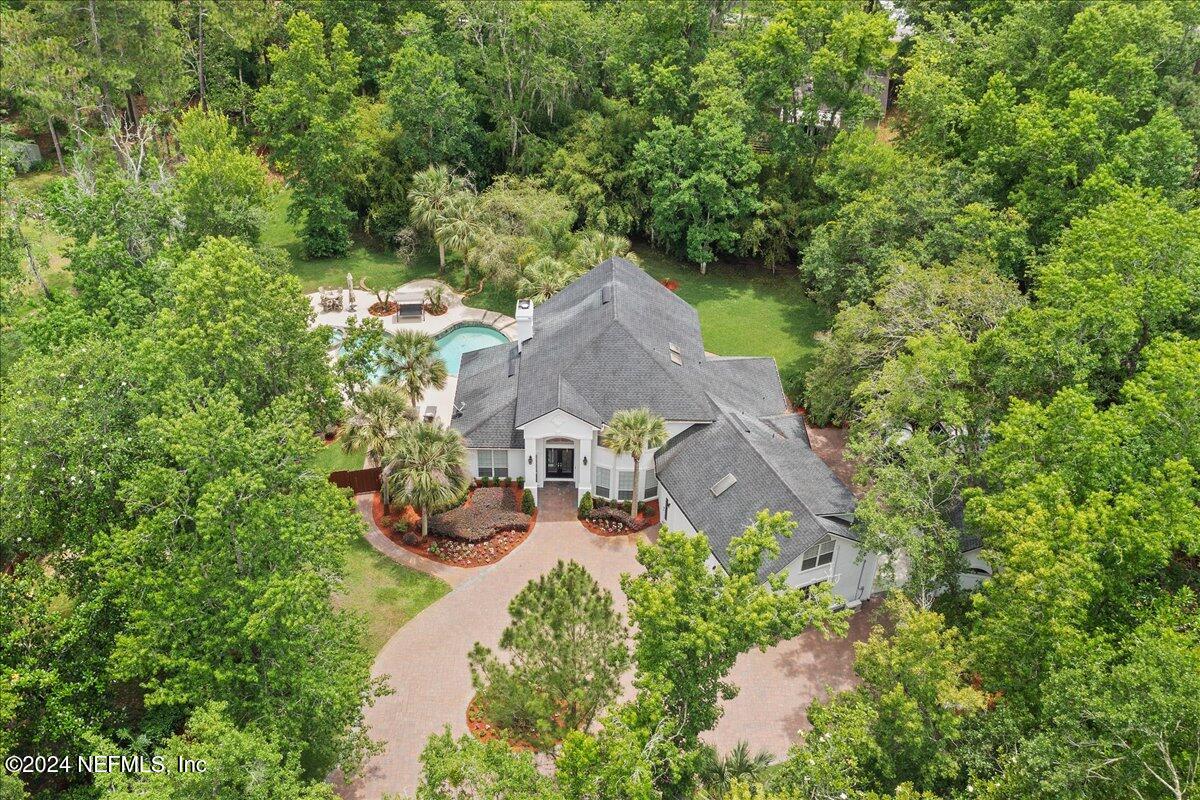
422 405 437 423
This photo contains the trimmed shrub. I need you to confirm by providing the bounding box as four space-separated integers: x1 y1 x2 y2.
517 476 525 487
522 489 535 515
431 487 532 542
578 492 593 517
586 506 635 530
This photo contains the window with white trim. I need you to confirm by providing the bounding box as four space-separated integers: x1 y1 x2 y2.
595 467 611 498
618 470 634 500
476 449 509 478
800 537 835 571
644 468 658 499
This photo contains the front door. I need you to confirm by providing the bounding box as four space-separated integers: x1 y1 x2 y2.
545 447 574 479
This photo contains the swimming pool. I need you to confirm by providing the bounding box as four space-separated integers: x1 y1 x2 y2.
328 324 509 381
435 324 510 375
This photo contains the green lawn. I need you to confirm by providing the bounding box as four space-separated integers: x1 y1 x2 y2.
270 186 828 389
336 534 449 653
263 189 445 293
311 435 367 474
635 250 829 387
21 176 828 391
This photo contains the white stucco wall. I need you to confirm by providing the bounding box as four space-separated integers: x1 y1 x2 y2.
780 534 878 604
660 484 725 573
466 448 525 480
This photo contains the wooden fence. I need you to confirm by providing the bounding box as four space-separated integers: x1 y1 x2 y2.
328 466 382 494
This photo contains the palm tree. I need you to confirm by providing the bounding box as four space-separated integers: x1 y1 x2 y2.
383 421 469 542
408 165 466 274
695 741 774 798
569 230 636 270
517 256 581 304
439 190 482 285
602 408 669 515
340 383 413 504
382 330 448 410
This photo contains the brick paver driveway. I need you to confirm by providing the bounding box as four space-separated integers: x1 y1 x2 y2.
340 484 874 799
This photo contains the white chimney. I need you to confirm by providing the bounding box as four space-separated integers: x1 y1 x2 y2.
516 298 534 351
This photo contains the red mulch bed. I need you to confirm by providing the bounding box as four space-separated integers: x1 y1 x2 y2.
371 487 535 567
423 303 448 316
580 500 659 537
466 693 570 752
660 278 680 291
369 300 399 316
466 694 538 752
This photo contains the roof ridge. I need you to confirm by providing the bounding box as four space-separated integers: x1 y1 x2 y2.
713 400 827 524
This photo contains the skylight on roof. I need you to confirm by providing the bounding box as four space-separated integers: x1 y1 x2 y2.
670 352 683 365
669 342 680 354
601 285 612 304
710 473 737 497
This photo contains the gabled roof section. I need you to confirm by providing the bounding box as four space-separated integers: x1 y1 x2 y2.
655 400 857 579
450 343 523 449
514 257 715 427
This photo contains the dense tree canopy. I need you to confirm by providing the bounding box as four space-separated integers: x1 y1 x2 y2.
3 1 1199 798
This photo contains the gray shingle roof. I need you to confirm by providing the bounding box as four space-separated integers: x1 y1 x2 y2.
452 256 863 579
656 399 857 579
450 343 523 448
514 258 716 427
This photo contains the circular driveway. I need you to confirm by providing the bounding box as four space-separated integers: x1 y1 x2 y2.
339 485 873 799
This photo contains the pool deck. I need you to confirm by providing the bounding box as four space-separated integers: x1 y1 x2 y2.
307 279 516 425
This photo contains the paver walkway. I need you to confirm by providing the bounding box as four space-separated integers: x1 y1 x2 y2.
340 484 874 799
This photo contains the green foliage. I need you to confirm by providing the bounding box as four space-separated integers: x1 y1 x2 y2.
981 593 1200 800
850 432 969 608
632 104 760 272
99 390 377 777
408 165 471 274
967 338 1200 713
1031 191 1200 395
469 561 629 748
578 492 593 518
255 13 360 257
174 108 270 247
137 237 341 427
382 14 481 176
898 0 1199 243
521 489 535 515
804 257 1023 425
621 513 848 793
602 409 669 509
415 729 560 800
42 159 175 319
801 132 1030 308
775 596 986 797
340 383 411 502
383 422 470 540
382 329 449 410
98 703 336 800
332 316 388 400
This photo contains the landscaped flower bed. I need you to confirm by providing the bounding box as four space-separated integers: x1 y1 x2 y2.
372 484 536 567
579 498 660 537
467 693 542 752
368 300 399 316
431 487 530 542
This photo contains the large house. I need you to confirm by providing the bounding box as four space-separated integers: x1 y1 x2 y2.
451 258 878 605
